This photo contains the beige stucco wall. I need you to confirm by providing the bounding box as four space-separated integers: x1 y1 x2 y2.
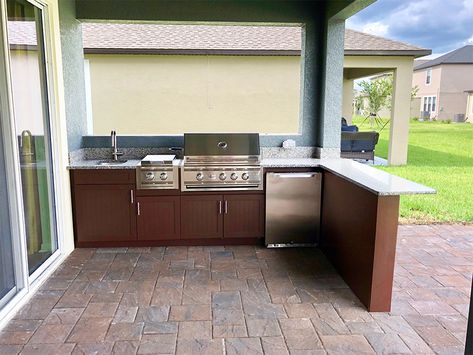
438 64 473 120
465 93 473 122
412 66 441 119
85 54 301 135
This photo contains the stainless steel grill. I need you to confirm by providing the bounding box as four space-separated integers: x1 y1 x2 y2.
181 133 263 191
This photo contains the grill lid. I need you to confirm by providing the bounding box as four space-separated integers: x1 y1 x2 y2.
184 133 260 157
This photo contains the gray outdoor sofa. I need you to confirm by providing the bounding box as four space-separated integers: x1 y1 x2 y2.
341 131 380 162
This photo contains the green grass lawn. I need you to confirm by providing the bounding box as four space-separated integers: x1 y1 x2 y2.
352 116 473 224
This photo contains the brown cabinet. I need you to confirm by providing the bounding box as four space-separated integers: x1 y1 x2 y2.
71 169 264 245
137 196 180 240
73 184 136 243
181 195 223 239
224 194 264 238
180 194 264 239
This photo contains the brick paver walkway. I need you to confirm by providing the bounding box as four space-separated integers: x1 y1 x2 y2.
0 224 471 354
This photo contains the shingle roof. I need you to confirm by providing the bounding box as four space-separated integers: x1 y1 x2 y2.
7 21 430 57
414 45 473 70
82 23 301 53
344 29 430 56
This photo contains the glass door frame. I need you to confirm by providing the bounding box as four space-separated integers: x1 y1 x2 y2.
0 0 29 315
0 0 65 321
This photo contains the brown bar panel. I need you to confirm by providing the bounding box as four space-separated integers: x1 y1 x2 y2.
320 171 399 312
72 169 135 185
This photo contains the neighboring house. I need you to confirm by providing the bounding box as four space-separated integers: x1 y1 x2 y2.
412 45 473 121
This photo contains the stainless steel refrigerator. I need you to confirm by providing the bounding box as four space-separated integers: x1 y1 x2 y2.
265 172 322 247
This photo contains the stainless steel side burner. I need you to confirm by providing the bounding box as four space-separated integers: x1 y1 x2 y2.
181 133 263 192
136 155 179 190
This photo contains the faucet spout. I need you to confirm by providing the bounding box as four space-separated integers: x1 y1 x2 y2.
110 130 123 161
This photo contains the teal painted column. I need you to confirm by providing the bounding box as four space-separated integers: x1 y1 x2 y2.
317 19 345 158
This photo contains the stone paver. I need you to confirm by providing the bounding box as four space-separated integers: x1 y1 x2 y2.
0 224 470 354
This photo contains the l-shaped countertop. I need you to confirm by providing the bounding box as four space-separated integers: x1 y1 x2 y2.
68 158 435 196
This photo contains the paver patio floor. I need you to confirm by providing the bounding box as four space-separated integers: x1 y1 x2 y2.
0 224 471 354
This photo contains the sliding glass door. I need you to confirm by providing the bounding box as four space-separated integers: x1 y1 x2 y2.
0 118 16 307
6 0 58 276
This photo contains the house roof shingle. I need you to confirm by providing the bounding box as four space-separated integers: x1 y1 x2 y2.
7 21 431 57
414 45 473 70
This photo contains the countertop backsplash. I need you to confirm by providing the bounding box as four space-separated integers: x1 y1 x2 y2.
69 146 318 164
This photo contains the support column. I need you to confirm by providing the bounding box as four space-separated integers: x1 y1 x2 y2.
388 62 413 165
342 78 354 123
316 19 345 159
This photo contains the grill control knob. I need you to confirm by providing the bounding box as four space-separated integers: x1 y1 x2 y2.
196 172 204 181
241 172 249 181
145 172 155 180
230 173 238 180
219 173 227 181
159 172 168 180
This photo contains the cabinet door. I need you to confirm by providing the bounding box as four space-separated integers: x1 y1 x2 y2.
223 194 264 238
73 184 136 242
137 196 180 240
181 195 223 239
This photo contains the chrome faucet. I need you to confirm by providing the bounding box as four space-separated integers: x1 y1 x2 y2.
111 130 124 161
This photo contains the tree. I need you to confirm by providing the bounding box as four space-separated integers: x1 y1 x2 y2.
358 75 393 117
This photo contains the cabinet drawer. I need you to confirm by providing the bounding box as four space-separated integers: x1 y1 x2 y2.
72 169 135 185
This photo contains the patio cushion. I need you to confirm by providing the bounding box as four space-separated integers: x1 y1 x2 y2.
341 131 379 152
341 125 358 132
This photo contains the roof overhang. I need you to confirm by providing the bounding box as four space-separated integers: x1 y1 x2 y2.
84 48 301 56
345 49 432 58
327 0 376 20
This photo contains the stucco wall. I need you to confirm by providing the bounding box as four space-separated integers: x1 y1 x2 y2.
438 64 473 120
74 0 343 150
86 54 301 135
412 66 441 118
58 0 88 151
466 93 473 122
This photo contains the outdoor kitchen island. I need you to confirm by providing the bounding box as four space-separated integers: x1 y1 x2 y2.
69 155 434 312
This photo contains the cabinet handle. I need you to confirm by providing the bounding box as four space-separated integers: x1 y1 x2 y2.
224 200 228 214
218 200 222 214
137 202 141 216
130 190 134 204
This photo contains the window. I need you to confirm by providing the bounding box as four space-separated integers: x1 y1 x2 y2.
423 96 437 113
425 68 432 85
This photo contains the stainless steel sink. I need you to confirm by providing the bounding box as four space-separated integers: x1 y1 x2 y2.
97 159 128 166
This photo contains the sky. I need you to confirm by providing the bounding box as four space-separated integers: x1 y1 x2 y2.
347 0 473 55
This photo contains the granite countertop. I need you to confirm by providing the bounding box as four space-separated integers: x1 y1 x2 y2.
68 157 435 196
68 159 183 169
262 158 436 196
68 159 141 169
